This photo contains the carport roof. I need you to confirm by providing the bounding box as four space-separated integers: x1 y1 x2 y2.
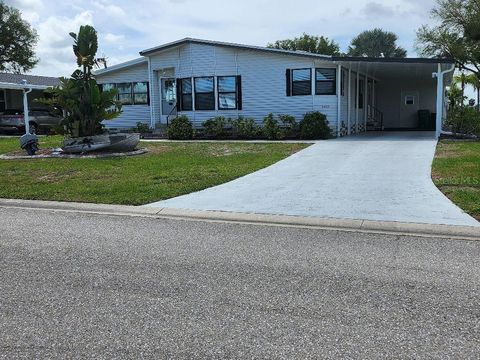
333 57 455 81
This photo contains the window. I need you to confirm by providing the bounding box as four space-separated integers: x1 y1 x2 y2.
102 83 115 92
133 82 149 105
99 82 149 106
291 68 311 96
177 78 193 111
194 77 215 110
316 68 336 95
218 76 238 110
116 83 133 105
358 79 364 109
405 95 415 105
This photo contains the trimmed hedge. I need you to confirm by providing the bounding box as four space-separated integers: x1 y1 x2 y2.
168 112 331 140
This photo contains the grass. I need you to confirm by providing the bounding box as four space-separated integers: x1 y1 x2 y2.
0 136 308 205
432 140 480 221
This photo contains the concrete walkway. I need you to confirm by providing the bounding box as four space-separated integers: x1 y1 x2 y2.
146 132 479 227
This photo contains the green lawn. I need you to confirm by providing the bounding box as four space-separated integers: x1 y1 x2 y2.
0 136 308 205
432 140 480 221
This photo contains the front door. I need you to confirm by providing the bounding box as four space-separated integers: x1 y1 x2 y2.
161 78 176 123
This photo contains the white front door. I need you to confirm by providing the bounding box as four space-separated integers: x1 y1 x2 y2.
161 78 176 123
400 91 420 128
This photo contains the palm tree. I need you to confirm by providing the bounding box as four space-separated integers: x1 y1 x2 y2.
453 73 469 106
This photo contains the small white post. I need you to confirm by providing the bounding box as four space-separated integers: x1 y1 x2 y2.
356 68 360 133
337 64 342 137
22 86 32 134
364 73 368 132
435 63 444 139
347 67 352 135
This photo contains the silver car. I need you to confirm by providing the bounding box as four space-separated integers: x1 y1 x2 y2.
0 109 62 134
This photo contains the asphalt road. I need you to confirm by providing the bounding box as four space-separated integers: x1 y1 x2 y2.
0 207 479 358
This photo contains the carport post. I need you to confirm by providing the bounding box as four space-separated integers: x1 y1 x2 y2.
434 63 455 138
347 67 351 135
337 64 342 136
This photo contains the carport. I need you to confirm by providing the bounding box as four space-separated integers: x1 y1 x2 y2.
333 57 455 138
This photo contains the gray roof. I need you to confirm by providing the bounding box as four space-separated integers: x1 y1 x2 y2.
139 37 332 59
0 72 61 87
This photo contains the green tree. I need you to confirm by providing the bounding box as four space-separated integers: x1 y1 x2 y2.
348 28 407 57
267 33 341 56
0 1 38 73
416 0 480 76
39 25 121 138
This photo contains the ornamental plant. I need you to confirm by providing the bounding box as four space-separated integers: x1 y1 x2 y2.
39 25 121 137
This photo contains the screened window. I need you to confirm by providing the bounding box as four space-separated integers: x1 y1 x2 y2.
116 83 133 105
291 69 311 96
194 77 215 110
316 68 336 95
358 79 364 109
218 76 237 110
102 83 115 92
341 69 347 96
179 78 193 111
133 82 148 105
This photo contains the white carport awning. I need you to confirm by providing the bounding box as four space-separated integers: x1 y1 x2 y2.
0 81 52 90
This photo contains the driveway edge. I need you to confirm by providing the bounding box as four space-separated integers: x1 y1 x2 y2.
0 198 478 240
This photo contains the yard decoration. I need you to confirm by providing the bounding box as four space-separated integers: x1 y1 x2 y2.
39 25 139 153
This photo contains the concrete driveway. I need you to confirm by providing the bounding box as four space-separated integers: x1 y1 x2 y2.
147 132 479 227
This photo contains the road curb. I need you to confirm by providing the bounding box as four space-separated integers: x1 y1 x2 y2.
0 198 478 240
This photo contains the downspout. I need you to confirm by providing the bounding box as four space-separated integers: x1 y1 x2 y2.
433 63 455 138
347 66 351 135
147 56 154 129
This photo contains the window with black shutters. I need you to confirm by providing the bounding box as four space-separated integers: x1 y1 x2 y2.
194 77 215 110
315 68 336 95
179 78 193 111
291 68 311 96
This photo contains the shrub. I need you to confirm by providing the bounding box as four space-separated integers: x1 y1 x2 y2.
445 107 480 136
231 117 260 139
167 115 194 140
299 111 332 139
202 116 231 139
131 122 151 133
279 114 298 138
262 113 285 140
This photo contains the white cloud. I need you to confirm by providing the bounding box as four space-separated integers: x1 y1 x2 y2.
3 0 440 76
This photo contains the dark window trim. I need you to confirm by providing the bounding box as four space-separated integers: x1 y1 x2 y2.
291 68 312 96
116 82 133 105
194 76 215 111
217 75 238 110
341 69 347 96
315 68 336 96
358 78 365 109
177 77 193 111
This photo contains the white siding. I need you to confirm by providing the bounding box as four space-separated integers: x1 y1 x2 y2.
96 62 150 129
165 43 338 132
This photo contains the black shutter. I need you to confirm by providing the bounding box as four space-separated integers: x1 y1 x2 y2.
146 82 150 106
176 79 182 111
98 84 103 92
286 69 291 96
236 75 242 110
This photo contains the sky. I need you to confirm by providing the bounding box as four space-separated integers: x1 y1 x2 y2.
4 0 478 100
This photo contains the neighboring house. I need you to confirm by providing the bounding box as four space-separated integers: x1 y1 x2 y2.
0 73 61 113
94 38 455 137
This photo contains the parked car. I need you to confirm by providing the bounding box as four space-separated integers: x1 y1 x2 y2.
0 109 63 134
